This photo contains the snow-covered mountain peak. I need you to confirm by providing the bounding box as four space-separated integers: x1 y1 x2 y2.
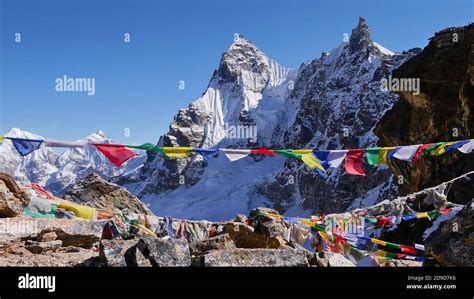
82 130 111 143
5 127 44 140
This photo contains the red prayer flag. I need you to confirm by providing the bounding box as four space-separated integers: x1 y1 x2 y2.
400 245 417 255
251 149 277 156
377 216 391 227
440 208 452 215
95 144 136 167
345 149 366 176
412 143 433 162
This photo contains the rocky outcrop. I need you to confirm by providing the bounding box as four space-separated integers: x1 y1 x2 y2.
375 23 474 204
0 173 30 217
424 200 474 266
64 173 153 216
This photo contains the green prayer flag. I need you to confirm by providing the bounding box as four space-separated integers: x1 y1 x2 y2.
365 148 381 166
422 142 445 157
275 149 301 160
385 242 401 249
126 143 164 152
427 210 441 221
386 251 398 259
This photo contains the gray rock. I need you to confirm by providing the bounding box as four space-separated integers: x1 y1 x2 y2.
137 237 191 267
225 222 290 249
189 234 236 256
425 200 474 266
234 214 248 223
0 173 30 217
100 239 152 267
203 248 309 267
64 173 153 216
326 252 356 267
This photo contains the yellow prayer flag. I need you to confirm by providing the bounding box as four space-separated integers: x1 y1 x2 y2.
301 154 326 172
0 135 4 143
292 149 313 154
58 201 96 220
300 218 315 227
378 147 396 164
416 212 429 218
163 147 194 158
431 141 456 156
372 238 388 246
376 250 387 257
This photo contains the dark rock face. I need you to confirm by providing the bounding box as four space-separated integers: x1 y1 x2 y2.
0 173 30 217
136 237 191 267
425 200 474 266
374 23 474 204
64 173 153 215
202 248 309 267
100 239 152 267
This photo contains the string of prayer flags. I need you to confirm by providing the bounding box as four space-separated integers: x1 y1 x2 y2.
126 143 164 152
193 148 217 160
162 147 193 158
387 147 401 159
45 139 86 148
457 139 474 154
345 149 366 176
7 137 44 156
220 149 251 161
422 142 446 157
94 144 137 167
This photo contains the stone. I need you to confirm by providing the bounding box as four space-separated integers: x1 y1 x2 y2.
203 248 309 267
234 214 248 223
64 173 153 216
25 240 63 254
100 239 152 267
257 220 287 238
225 222 291 249
189 234 236 256
0 173 30 217
425 200 474 266
137 237 191 267
326 252 356 267
36 231 57 242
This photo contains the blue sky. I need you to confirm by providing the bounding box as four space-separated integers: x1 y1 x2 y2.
1 0 472 145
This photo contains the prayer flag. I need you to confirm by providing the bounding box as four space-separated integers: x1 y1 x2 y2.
313 150 348 168
219 149 251 161
365 147 381 166
378 147 396 164
412 143 433 162
431 141 457 156
400 245 417 255
95 144 136 166
458 139 474 154
345 150 366 176
423 142 445 157
0 135 4 143
250 149 277 156
193 148 217 160
163 147 193 158
126 143 164 152
8 137 44 156
387 146 401 159
444 140 470 153
275 150 326 175
393 145 420 161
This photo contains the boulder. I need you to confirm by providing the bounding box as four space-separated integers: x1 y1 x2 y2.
203 248 309 267
100 239 152 267
0 173 30 217
64 173 153 216
136 237 191 267
225 222 291 249
326 252 356 267
189 233 236 256
425 200 474 266
25 240 63 254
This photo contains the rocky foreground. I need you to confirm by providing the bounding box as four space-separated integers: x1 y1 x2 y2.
0 172 472 267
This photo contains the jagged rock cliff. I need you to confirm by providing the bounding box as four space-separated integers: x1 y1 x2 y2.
375 23 474 204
